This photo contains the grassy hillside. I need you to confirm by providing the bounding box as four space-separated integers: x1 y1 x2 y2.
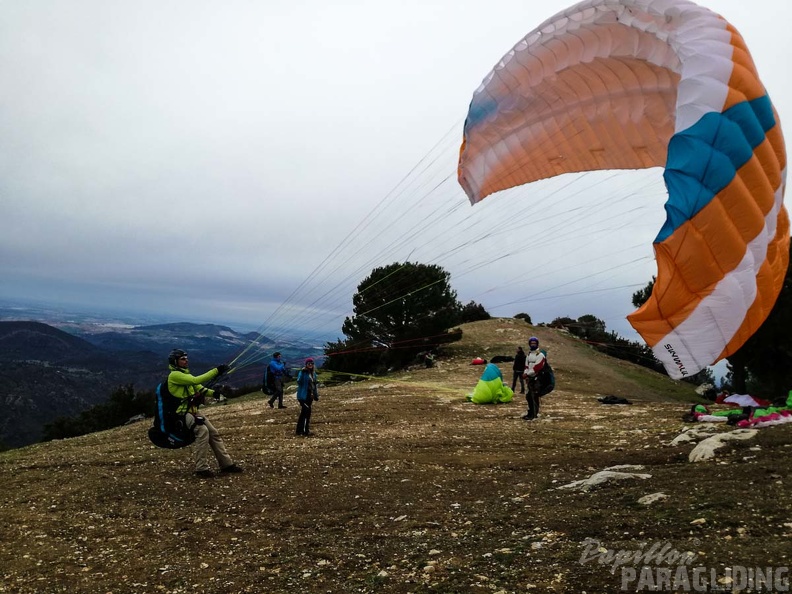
440 319 698 402
2 319 791 593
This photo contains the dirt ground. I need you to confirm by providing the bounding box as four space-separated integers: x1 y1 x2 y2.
2 319 791 593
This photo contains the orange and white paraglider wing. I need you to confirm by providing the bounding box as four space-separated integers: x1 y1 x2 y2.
457 0 788 379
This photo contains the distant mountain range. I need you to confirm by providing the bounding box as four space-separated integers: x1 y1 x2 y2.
73 321 264 362
0 319 318 448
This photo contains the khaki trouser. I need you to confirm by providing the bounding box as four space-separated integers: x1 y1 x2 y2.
186 414 234 472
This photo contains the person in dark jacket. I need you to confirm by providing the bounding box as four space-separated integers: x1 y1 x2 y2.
511 346 527 394
167 349 243 478
295 358 319 436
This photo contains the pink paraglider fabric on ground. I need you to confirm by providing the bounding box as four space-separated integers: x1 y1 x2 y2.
717 393 772 408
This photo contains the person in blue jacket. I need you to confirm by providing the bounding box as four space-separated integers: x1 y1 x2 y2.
296 358 319 436
265 352 291 408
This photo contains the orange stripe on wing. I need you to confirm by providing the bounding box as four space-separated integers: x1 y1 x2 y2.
722 24 766 111
766 118 787 174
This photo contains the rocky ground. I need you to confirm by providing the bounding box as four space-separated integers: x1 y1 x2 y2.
2 319 791 593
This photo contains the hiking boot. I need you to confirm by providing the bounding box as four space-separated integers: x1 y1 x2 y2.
195 469 214 478
278 405 288 409
268 400 274 408
220 464 244 474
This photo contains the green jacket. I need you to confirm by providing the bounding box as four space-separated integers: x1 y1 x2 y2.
168 365 220 414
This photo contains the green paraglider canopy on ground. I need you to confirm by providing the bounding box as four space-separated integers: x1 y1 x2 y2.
467 363 513 404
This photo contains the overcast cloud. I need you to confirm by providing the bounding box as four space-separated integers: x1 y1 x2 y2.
1 0 790 346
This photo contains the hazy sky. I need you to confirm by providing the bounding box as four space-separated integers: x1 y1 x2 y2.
1 0 790 346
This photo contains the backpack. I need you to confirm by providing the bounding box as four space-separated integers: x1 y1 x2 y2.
536 360 555 397
147 380 196 449
261 366 275 396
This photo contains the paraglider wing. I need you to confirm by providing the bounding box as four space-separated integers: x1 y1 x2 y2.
458 0 788 379
467 363 514 404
